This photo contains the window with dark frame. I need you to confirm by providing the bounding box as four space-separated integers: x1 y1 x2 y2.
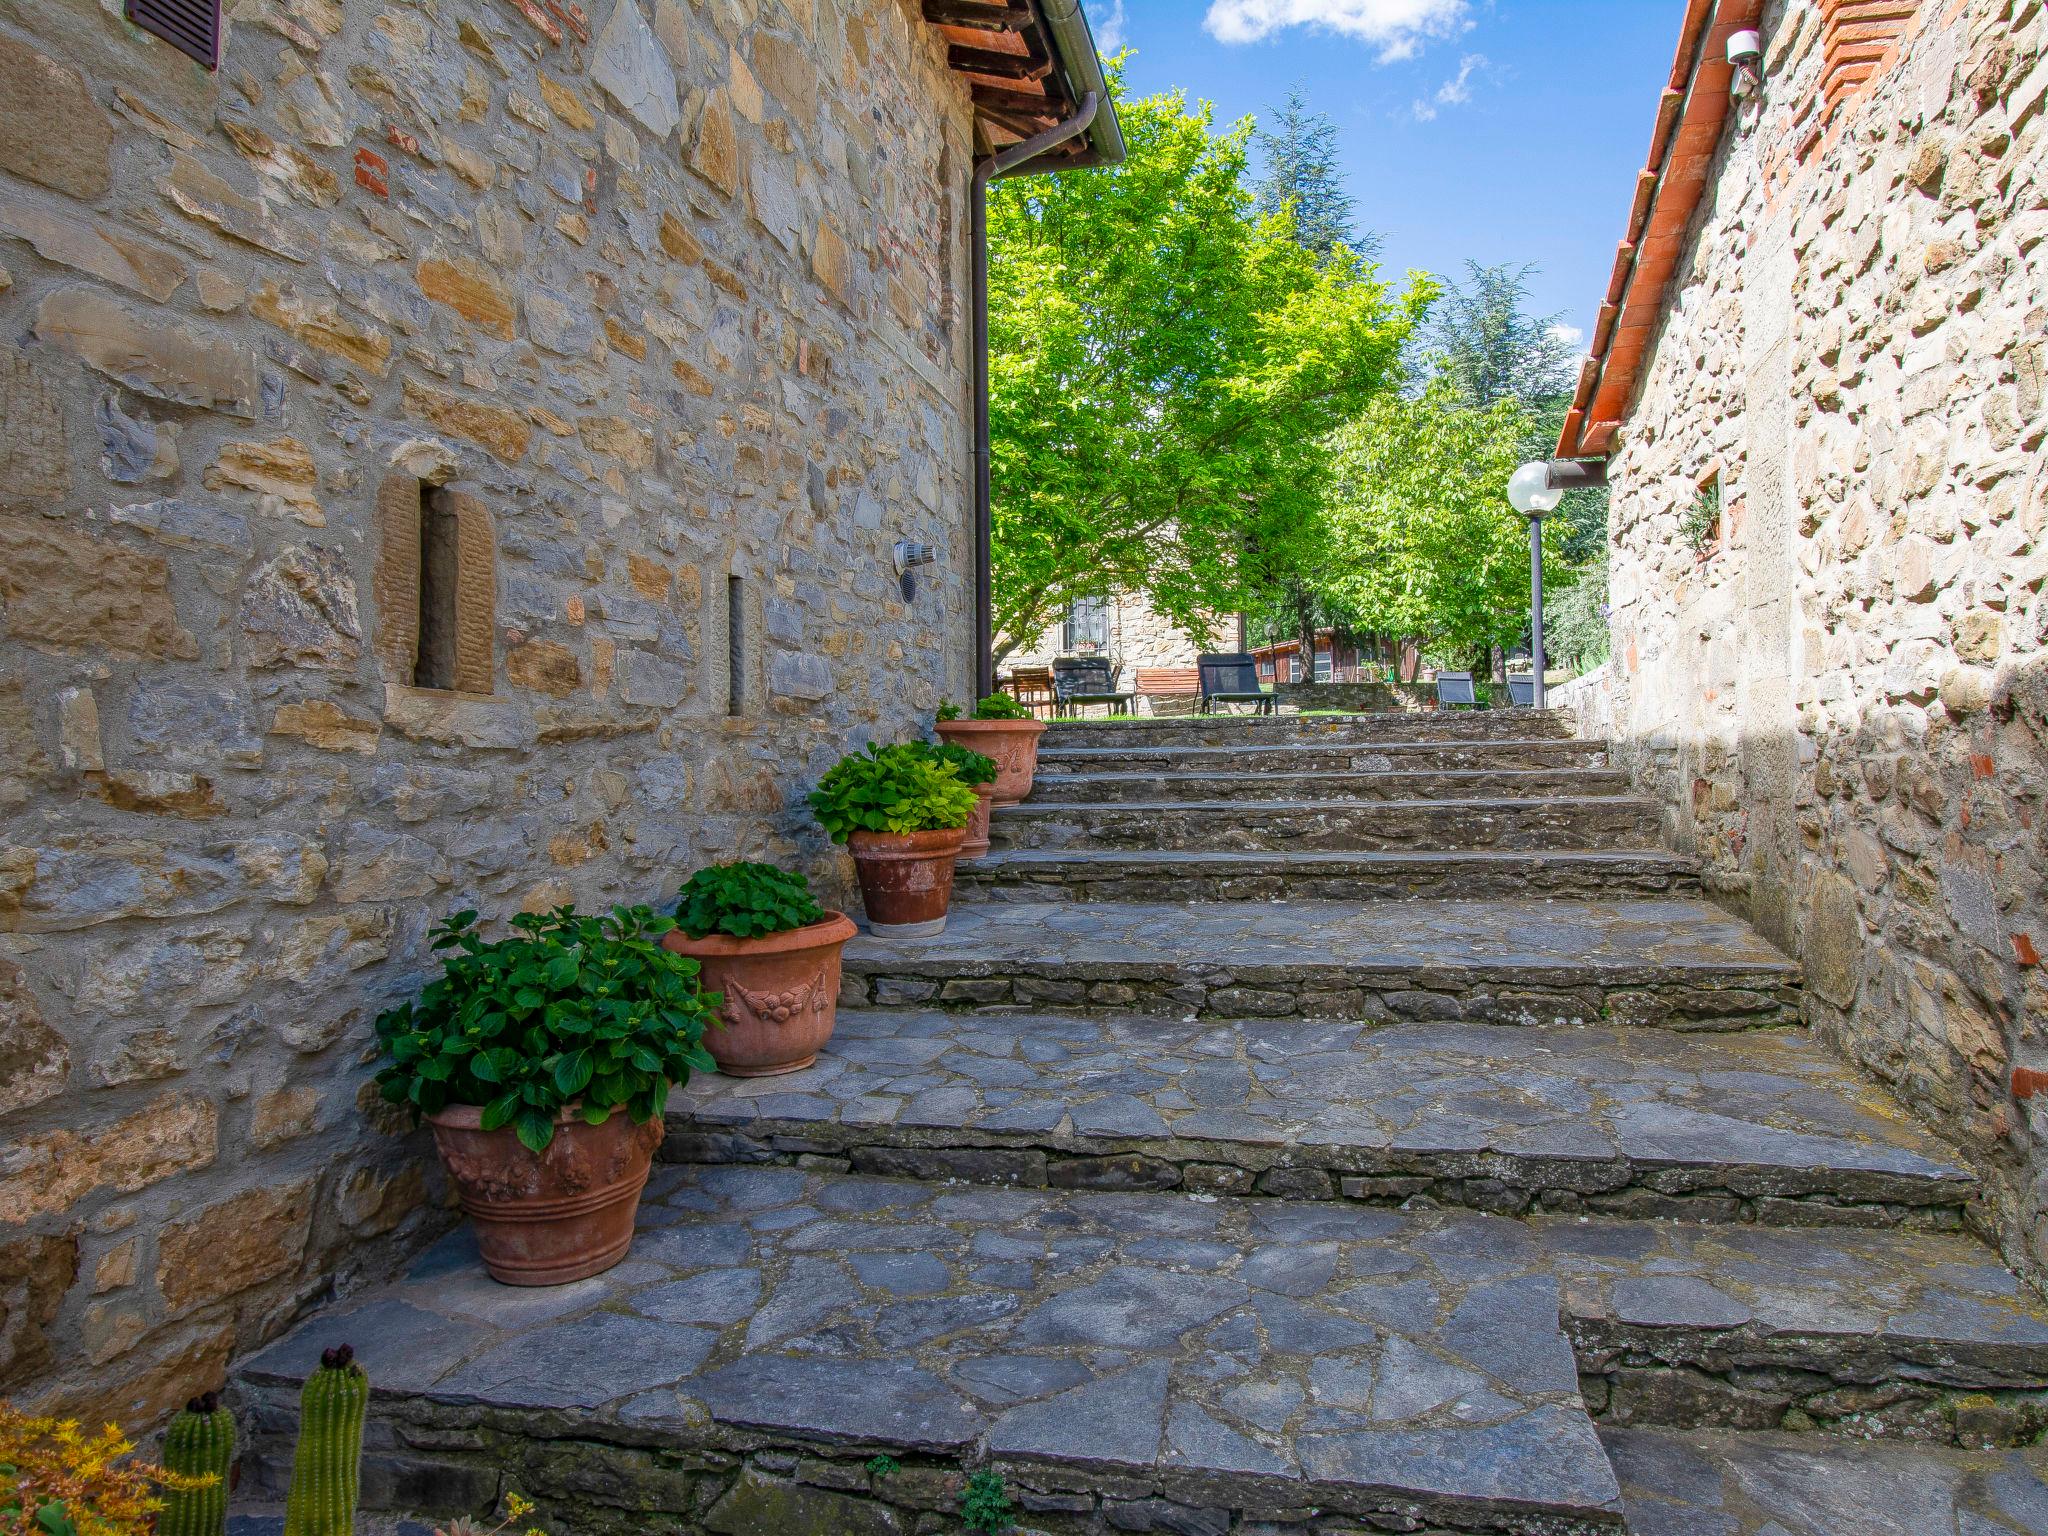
727 575 744 717
413 487 460 692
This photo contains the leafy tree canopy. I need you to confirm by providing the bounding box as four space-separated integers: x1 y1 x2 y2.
1417 260 1578 410
1318 381 1571 662
1253 86 1375 263
987 77 1430 663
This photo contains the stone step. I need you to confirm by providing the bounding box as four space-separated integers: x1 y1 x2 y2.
666 1008 1974 1230
1544 1218 2048 1444
1028 766 1636 804
235 1168 1627 1535
1038 738 1614 774
989 795 1665 854
1604 1427 2048 1532
1039 710 1578 749
842 898 1802 1031
957 847 1702 903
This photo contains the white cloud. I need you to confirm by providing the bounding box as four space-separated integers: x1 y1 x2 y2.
1095 0 1128 54
1549 323 1585 348
1412 52 1486 121
1204 0 1471 62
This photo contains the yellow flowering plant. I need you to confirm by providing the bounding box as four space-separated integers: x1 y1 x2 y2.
0 1406 210 1536
433 1489 549 1536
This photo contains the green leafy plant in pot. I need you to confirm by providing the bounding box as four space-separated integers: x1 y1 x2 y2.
810 742 979 936
935 694 1046 805
925 740 999 859
664 862 858 1077
374 905 716 1285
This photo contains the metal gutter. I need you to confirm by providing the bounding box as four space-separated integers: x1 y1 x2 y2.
1030 0 1126 170
970 90 1102 694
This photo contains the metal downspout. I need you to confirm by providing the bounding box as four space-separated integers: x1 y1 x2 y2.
971 91 1101 698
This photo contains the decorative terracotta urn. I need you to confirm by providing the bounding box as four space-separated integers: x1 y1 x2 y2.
959 782 996 859
847 826 965 936
936 718 1046 805
662 911 859 1077
425 1103 663 1286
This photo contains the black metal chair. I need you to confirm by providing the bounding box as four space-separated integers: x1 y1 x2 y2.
1052 657 1136 718
1505 675 1536 707
1197 653 1274 715
1434 670 1478 709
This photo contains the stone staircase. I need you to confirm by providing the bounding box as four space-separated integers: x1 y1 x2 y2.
234 710 2048 1535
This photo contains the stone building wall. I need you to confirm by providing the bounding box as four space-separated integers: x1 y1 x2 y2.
1009 590 1215 671
0 0 977 1422
1590 0 2048 1272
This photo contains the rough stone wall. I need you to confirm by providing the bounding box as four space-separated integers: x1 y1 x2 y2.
0 0 976 1422
1010 590 1216 671
1593 0 2048 1272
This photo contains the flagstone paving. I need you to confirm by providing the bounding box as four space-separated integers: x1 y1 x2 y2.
988 794 1665 853
669 1009 1970 1224
237 710 2048 1533
840 896 1801 1027
1603 1428 2048 1534
240 1167 1626 1535
958 846 1704 902
1030 765 1637 802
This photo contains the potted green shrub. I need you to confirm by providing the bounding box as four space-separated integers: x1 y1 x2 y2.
925 739 999 858
663 862 858 1077
810 742 979 936
936 693 1046 805
374 905 716 1286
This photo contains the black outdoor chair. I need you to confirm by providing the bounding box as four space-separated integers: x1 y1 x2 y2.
1197 653 1275 715
1052 657 1136 718
1434 670 1479 709
1505 675 1536 707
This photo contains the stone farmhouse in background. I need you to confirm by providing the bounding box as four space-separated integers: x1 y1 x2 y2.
1559 0 2048 1277
0 0 1116 1424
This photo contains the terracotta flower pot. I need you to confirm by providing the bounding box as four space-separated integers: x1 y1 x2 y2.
848 826 964 937
426 1103 662 1286
662 911 859 1077
937 718 1046 806
959 782 995 859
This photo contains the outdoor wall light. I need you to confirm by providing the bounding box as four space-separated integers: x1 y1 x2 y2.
893 539 936 601
1728 29 1763 101
1507 462 1564 517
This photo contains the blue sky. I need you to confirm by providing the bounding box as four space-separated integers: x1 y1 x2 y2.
1088 0 1682 347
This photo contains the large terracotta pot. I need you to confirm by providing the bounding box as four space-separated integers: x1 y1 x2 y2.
959 782 995 859
426 1103 662 1286
662 911 858 1077
937 718 1046 806
848 826 964 937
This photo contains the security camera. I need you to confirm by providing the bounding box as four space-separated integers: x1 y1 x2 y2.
1727 30 1763 102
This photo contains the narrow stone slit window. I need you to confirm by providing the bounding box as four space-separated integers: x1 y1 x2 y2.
414 487 460 691
373 472 496 695
727 575 745 716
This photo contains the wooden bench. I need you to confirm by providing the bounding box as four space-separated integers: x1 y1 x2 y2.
1134 666 1200 718
1134 667 1199 697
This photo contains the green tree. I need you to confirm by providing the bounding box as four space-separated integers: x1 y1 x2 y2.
1420 259 1609 622
1419 260 1577 410
1253 86 1374 262
986 79 1429 664
1319 381 1568 666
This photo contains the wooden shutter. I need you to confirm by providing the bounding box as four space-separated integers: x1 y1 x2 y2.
124 0 220 69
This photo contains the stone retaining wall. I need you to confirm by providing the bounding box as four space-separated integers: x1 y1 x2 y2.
1577 0 2048 1275
0 0 976 1422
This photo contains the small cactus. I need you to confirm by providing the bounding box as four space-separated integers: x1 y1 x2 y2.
159 1391 234 1536
282 1344 368 1536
